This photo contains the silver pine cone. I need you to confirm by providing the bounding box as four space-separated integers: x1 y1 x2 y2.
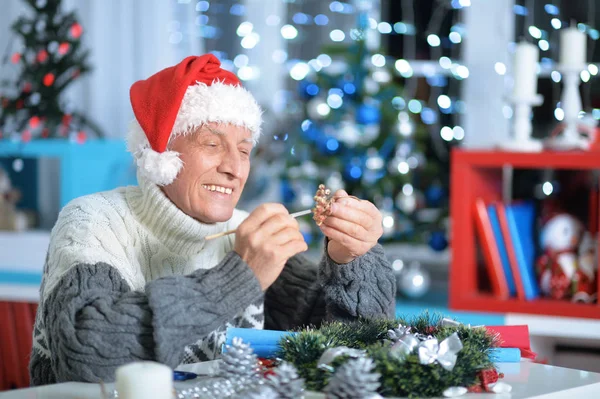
266 362 305 399
220 337 261 380
237 384 280 399
324 357 382 399
387 325 412 342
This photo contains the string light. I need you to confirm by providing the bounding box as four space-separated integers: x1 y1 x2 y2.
330 29 345 42
281 24 298 39
528 26 542 39
580 70 591 83
426 34 441 47
494 62 506 75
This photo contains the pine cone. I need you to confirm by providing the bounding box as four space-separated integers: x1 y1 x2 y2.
324 357 382 399
387 324 412 342
266 362 305 399
220 337 261 380
237 384 280 399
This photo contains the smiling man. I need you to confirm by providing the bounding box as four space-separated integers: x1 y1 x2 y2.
29 54 396 385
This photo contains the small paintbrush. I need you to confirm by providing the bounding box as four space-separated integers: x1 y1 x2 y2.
204 208 313 241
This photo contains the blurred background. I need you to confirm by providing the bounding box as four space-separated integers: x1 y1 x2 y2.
2 0 600 389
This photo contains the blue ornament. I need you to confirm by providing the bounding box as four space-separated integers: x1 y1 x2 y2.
317 135 340 155
280 180 296 204
428 231 448 252
301 124 321 142
356 104 380 125
342 82 356 96
425 185 445 207
344 160 363 182
298 81 319 99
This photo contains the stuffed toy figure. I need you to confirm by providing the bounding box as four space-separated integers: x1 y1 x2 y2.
0 166 30 231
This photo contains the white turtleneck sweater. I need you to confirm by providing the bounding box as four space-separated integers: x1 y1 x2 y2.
29 175 396 385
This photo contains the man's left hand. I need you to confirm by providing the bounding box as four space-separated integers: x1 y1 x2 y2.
319 190 383 264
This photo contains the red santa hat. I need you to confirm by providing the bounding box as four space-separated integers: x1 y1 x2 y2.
127 54 262 186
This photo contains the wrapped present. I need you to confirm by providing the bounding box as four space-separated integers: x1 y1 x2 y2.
486 325 536 360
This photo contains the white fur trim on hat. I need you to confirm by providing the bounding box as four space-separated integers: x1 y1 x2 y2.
126 119 184 186
127 80 263 186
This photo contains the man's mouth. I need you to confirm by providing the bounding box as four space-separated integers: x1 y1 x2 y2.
202 184 233 195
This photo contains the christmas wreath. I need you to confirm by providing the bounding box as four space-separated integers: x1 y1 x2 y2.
276 313 500 398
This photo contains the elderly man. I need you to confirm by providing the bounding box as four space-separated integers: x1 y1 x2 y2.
29 54 396 385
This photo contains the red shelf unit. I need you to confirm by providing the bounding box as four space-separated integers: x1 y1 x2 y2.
449 149 600 319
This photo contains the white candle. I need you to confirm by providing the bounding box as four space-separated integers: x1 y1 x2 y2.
560 27 587 68
115 362 173 399
513 42 539 98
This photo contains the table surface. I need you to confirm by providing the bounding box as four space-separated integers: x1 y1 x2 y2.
1 362 600 399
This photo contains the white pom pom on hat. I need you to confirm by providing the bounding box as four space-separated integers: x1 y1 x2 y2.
126 54 263 186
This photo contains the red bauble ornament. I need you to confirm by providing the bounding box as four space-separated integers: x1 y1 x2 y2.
22 130 32 142
76 131 86 144
43 73 55 86
37 50 48 63
11 52 21 64
58 42 70 55
16 99 24 109
41 128 49 138
23 82 32 93
29 116 41 128
70 23 83 39
62 114 73 126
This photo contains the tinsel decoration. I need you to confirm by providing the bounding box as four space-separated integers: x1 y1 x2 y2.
265 362 305 399
323 357 382 399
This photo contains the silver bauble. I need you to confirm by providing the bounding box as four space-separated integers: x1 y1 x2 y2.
399 262 431 298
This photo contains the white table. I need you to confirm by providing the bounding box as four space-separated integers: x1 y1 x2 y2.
1 362 600 399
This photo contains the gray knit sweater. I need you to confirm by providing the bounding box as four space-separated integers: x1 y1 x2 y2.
29 176 396 385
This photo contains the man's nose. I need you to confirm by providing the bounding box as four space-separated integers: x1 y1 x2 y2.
218 149 242 178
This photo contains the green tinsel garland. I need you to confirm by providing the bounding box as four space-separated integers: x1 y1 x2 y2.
277 312 498 398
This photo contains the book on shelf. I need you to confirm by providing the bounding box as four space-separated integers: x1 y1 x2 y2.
499 201 540 300
473 198 510 299
486 203 520 298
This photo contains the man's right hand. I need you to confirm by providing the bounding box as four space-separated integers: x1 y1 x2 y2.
234 204 308 291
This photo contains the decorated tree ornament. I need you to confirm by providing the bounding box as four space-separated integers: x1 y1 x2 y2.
265 362 305 399
47 41 59 53
399 262 431 298
70 22 83 38
11 52 21 64
324 357 382 399
58 42 70 55
428 230 448 252
43 73 55 87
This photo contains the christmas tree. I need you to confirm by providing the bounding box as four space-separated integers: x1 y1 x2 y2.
0 0 102 142
280 14 449 249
